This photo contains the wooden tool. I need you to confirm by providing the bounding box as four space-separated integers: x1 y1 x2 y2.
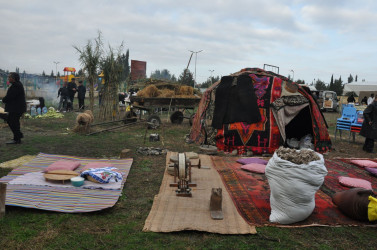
210 188 224 220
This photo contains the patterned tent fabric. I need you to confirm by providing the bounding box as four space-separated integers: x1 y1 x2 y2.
189 68 332 154
0 153 133 213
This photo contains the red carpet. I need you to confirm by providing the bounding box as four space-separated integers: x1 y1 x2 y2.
212 156 377 227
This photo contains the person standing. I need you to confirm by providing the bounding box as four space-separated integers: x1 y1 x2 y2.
347 94 356 104
57 82 69 111
2 72 26 144
77 80 86 110
367 93 374 105
67 78 77 108
360 95 377 153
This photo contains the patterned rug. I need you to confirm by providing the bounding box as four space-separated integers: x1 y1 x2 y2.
212 156 377 227
0 153 133 213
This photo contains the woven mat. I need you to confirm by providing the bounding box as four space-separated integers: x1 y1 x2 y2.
0 155 36 169
0 153 133 213
143 152 256 234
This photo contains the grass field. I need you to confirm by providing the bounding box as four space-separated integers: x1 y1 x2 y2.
0 109 376 249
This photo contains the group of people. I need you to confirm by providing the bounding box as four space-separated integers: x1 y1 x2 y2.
349 93 376 105
57 78 86 112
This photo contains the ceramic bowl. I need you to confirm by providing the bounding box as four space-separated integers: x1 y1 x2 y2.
71 176 85 187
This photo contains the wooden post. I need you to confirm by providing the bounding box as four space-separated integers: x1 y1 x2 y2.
0 183 6 219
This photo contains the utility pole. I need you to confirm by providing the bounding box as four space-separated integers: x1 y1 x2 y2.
53 61 60 86
290 69 294 81
209 69 214 84
189 50 203 88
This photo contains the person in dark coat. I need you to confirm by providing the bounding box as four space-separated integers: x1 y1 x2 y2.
2 72 26 144
361 96 368 105
77 80 86 110
360 95 377 152
347 94 356 103
57 82 69 111
67 78 77 107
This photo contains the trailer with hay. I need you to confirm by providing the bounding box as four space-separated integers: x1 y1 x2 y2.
126 83 201 128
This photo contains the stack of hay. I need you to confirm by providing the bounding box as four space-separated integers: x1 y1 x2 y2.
137 84 199 98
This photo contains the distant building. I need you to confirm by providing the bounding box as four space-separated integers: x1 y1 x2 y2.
131 60 147 81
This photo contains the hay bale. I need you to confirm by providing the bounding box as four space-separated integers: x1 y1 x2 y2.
178 86 194 96
137 85 161 98
159 89 175 98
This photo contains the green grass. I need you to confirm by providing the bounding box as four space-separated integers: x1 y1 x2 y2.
0 111 376 249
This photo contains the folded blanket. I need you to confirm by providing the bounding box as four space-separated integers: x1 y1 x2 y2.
81 167 123 184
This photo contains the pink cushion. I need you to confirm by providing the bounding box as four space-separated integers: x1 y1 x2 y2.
45 160 81 172
365 167 377 177
338 176 372 190
80 162 114 172
241 163 266 174
237 158 268 165
350 159 377 168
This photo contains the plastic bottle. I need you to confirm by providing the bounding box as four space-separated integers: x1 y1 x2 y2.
37 107 42 115
42 107 48 114
30 106 37 117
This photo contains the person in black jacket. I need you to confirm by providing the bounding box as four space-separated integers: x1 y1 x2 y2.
77 80 86 110
2 72 26 144
67 78 77 107
360 95 377 152
57 82 69 111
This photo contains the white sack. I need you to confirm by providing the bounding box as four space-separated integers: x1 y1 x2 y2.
265 150 327 224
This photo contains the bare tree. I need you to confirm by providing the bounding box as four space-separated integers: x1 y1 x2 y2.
99 43 124 121
73 31 103 111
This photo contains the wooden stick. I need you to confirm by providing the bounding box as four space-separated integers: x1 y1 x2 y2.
0 183 6 219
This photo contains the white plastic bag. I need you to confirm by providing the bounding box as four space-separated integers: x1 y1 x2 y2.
265 150 327 224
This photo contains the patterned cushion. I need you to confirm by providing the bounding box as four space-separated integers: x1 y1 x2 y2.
338 176 372 190
80 162 114 172
365 167 377 177
236 157 268 165
241 163 266 174
45 160 81 172
350 159 377 168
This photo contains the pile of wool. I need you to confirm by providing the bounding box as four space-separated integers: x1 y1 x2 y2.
275 146 320 165
176 85 194 96
73 110 94 133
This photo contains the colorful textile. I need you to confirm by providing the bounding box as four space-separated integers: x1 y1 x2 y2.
241 163 266 174
212 156 377 226
216 74 282 155
338 176 372 190
0 153 133 213
81 167 123 184
80 162 114 172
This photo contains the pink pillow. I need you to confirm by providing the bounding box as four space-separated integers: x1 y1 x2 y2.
45 160 81 172
365 167 377 177
80 162 113 172
241 163 266 174
350 159 377 168
338 176 372 190
237 158 268 165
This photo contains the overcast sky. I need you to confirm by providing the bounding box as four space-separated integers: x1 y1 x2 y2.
1 0 377 84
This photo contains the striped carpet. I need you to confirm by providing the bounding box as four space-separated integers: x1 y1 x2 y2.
0 153 133 213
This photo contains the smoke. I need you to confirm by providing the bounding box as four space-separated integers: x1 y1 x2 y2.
22 75 62 107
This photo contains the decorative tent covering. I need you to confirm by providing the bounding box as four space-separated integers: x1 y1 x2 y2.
189 68 331 155
63 67 76 72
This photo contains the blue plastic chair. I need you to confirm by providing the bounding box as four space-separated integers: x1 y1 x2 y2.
335 106 357 140
349 110 364 142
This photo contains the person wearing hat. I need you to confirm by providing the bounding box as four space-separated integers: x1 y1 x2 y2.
67 78 77 108
77 80 86 110
2 72 26 144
